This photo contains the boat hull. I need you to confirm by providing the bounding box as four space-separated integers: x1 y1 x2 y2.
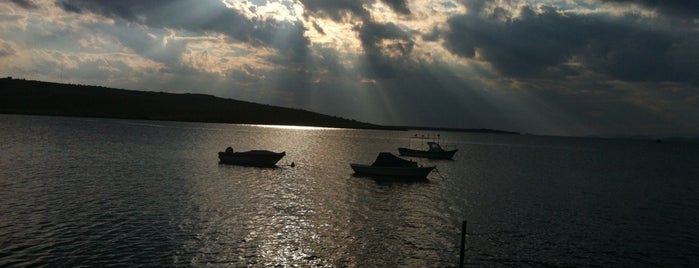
398 147 457 159
218 151 285 167
350 164 435 179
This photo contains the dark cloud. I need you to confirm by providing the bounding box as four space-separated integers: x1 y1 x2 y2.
577 26 695 83
381 0 410 15
459 0 488 14
254 20 310 64
9 0 38 9
356 21 415 78
56 0 253 41
57 0 172 21
299 0 366 21
55 0 309 63
311 21 326 35
446 6 581 77
422 26 440 42
600 0 699 19
444 5 699 83
299 0 410 21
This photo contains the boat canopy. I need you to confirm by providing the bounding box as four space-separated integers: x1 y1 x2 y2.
371 152 418 167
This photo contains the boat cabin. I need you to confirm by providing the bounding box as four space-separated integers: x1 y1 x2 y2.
427 142 445 152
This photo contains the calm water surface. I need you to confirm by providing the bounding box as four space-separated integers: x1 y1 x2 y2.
1 114 698 267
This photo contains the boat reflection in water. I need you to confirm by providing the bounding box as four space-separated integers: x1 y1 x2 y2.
218 146 286 167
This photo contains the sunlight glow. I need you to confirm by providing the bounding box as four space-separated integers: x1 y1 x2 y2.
223 0 303 22
305 18 363 55
179 34 276 76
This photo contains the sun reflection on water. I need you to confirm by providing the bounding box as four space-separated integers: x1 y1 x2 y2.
246 175 323 267
244 124 340 131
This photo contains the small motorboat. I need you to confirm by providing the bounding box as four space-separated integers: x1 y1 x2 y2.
350 152 435 179
398 142 457 159
218 146 285 167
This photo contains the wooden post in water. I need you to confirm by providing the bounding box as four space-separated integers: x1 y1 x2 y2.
459 220 467 268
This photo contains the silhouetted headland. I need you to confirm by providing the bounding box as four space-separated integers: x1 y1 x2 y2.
0 77 382 129
1 77 518 134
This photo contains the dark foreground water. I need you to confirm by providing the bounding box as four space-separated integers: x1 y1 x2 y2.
1 114 698 267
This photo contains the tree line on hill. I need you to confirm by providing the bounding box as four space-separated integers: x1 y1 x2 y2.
0 77 383 129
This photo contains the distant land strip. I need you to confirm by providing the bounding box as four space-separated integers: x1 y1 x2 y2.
388 126 518 135
0 77 516 134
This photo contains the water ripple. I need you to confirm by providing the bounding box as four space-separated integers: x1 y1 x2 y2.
1 115 699 267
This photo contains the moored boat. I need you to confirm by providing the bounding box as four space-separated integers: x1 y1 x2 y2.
350 152 435 179
218 147 285 167
398 141 457 159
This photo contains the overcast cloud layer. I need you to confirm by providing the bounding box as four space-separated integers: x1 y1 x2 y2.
1 0 697 137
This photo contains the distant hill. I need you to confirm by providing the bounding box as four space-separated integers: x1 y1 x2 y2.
0 77 522 134
0 77 381 129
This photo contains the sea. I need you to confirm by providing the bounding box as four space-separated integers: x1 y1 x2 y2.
1 114 698 267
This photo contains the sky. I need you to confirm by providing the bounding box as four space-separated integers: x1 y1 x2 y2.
1 0 698 137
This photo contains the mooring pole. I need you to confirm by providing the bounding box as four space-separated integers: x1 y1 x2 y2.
459 220 467 268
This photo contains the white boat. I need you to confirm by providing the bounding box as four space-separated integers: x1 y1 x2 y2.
350 152 435 179
218 147 285 167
